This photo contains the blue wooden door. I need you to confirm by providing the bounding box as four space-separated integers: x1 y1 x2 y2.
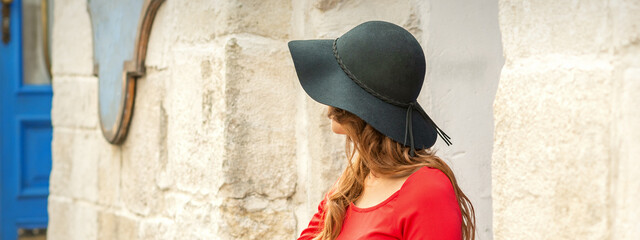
0 0 53 239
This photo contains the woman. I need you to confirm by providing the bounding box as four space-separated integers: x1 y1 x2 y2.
288 21 475 240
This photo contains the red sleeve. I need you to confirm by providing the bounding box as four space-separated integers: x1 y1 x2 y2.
397 168 462 240
297 192 329 240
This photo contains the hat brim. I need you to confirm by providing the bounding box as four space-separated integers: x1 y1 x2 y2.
288 39 437 149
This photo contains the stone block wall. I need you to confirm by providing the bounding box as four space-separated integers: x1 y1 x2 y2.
493 0 640 239
49 0 501 239
50 0 304 239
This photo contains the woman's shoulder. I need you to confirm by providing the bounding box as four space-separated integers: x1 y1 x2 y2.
397 166 457 205
393 168 463 238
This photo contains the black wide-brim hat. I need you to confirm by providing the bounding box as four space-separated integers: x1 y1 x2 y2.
288 21 451 153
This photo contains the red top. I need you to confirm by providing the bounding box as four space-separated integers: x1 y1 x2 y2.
297 167 462 240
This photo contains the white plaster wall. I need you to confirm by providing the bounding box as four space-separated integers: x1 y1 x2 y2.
493 0 640 239
423 1 503 239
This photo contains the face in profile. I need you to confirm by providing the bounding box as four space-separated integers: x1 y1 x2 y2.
328 106 347 135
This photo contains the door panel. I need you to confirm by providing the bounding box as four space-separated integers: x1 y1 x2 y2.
1 0 52 239
19 117 52 198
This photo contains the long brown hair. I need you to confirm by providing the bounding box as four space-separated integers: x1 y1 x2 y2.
312 106 475 240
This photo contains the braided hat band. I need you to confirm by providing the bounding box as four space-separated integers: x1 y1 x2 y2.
332 38 452 156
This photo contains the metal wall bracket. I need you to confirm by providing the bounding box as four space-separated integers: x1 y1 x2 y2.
88 0 165 144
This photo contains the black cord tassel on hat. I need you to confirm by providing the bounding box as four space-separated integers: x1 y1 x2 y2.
413 102 452 146
404 101 452 157
404 103 416 157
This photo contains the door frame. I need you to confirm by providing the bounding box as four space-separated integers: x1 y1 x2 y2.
1 0 52 238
